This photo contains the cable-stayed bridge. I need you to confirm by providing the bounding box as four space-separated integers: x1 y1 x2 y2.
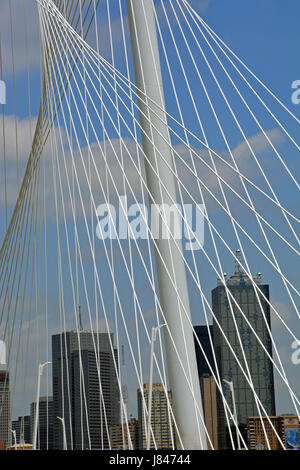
0 0 299 451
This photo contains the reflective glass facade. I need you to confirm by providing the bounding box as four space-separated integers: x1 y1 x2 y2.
212 271 276 426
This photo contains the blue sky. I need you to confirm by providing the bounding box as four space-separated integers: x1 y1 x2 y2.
0 0 299 426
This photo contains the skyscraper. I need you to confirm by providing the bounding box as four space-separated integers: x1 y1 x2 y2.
194 325 215 381
30 397 53 450
212 252 276 438
200 375 219 450
194 326 225 449
52 331 120 450
11 415 31 445
0 371 10 449
137 383 175 450
109 418 138 450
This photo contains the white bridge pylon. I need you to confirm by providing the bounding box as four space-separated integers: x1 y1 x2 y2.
127 0 206 450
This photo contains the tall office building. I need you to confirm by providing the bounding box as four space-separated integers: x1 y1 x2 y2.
52 330 120 450
11 415 31 445
212 252 276 439
109 418 138 450
137 383 175 450
200 375 219 450
194 325 215 380
30 397 54 450
0 371 10 449
194 326 225 449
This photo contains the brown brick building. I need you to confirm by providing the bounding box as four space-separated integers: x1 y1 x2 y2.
247 414 300 450
109 418 138 449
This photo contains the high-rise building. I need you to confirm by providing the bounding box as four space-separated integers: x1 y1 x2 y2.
212 253 276 440
109 418 138 450
194 325 215 380
11 415 31 445
137 383 175 450
247 414 300 450
194 327 225 450
52 331 120 450
200 375 219 450
30 397 53 450
0 371 10 449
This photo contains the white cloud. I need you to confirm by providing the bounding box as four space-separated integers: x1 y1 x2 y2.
0 115 53 210
270 299 293 331
232 128 285 164
1 108 286 226
173 127 286 208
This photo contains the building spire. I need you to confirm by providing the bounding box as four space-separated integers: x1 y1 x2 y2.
235 248 243 274
78 305 83 332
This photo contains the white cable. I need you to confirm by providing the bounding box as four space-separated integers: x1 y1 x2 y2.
41 2 298 444
41 1 300 404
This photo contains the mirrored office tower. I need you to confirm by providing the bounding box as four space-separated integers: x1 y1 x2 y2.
52 331 120 449
212 253 276 439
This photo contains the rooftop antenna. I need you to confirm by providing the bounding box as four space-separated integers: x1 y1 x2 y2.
78 305 83 332
235 249 243 274
121 345 128 405
121 345 125 367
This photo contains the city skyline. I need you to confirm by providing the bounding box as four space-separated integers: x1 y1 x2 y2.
0 253 298 450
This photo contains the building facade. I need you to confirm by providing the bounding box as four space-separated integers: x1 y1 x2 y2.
247 415 300 450
11 415 31 445
212 257 276 433
109 418 138 450
200 375 219 450
0 371 10 449
194 325 216 380
138 383 175 450
194 326 226 449
30 397 53 450
52 331 120 450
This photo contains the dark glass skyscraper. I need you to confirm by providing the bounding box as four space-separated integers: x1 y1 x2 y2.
30 397 54 450
12 415 31 445
193 326 225 449
212 254 276 430
194 325 215 380
52 331 120 450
